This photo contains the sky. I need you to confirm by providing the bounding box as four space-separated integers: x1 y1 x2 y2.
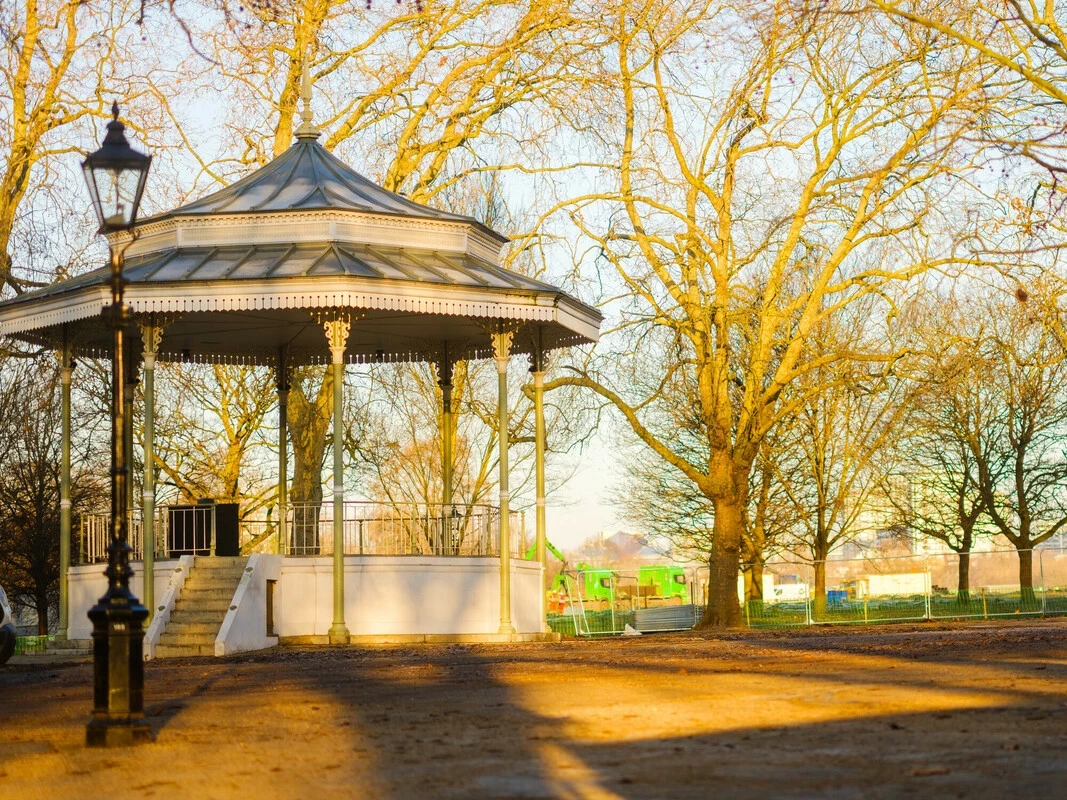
543 436 626 550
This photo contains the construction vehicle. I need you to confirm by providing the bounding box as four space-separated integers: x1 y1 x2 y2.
525 540 616 606
637 565 688 603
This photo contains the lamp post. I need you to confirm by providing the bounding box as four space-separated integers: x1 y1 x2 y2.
83 102 152 748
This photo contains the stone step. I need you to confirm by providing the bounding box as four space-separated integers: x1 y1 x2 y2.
155 643 214 658
184 576 244 590
152 556 247 659
165 621 220 635
169 609 227 623
193 557 249 570
159 631 215 646
47 638 92 652
179 587 235 603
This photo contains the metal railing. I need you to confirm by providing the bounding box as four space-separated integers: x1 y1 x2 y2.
81 501 523 561
82 510 149 563
277 502 520 557
80 505 217 563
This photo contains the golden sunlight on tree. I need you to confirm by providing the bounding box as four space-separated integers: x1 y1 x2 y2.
545 0 1000 625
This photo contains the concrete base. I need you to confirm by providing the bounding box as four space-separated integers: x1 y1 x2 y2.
86 717 152 748
327 627 351 645
281 631 561 646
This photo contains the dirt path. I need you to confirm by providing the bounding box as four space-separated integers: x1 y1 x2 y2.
3 619 1067 799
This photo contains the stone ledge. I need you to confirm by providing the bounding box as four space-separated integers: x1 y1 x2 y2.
279 631 560 646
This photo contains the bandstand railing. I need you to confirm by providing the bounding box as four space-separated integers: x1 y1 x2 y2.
274 501 522 557
80 502 526 562
80 504 216 563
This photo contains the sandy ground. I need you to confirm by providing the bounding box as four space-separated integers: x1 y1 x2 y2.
2 620 1067 799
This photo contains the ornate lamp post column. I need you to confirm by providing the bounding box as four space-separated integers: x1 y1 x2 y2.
82 102 152 747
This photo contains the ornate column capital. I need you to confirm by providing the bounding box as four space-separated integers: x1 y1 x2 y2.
437 348 454 389
56 350 75 383
317 312 360 364
528 348 549 375
485 325 517 373
140 324 164 369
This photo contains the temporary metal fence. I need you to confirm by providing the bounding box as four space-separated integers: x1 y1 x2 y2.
549 568 697 636
549 549 1067 636
719 549 1066 628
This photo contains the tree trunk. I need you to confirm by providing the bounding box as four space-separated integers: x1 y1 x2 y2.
813 560 827 618
699 497 743 628
288 367 334 554
744 558 764 615
34 591 49 636
1018 547 1037 609
956 550 970 606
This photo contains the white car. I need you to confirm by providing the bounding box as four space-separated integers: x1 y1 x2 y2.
0 583 15 664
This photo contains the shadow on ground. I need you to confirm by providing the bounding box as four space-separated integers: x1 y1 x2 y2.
2 620 1067 798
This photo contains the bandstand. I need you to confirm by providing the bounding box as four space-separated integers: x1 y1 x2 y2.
0 89 600 657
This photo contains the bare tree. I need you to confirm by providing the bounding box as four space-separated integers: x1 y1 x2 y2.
544 0 995 625
884 297 993 603
0 356 106 633
969 286 1067 603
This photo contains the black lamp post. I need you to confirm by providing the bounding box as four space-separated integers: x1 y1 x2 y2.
83 102 152 748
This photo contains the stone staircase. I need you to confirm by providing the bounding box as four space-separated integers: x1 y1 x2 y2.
155 556 247 658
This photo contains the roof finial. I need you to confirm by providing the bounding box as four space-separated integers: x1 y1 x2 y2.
295 46 320 139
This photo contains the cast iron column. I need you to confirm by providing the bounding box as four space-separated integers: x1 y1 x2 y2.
141 324 162 620
277 349 289 556
530 339 547 631
439 346 454 554
324 316 351 644
492 329 515 636
58 335 73 639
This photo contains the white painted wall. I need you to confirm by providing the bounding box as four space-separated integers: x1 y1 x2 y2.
215 554 281 656
67 560 181 641
69 556 544 645
276 556 544 637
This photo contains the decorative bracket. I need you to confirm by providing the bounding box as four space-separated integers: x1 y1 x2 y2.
141 324 164 369
527 326 548 374
480 321 520 373
317 311 360 364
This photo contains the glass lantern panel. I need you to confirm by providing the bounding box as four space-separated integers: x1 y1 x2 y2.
93 166 143 229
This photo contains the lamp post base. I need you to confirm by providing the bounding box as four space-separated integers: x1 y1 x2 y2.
86 590 152 748
86 717 152 748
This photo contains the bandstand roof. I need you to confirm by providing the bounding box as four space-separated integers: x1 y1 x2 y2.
0 127 600 366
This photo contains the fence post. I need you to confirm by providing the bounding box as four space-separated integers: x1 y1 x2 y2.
1040 549 1047 616
923 555 932 621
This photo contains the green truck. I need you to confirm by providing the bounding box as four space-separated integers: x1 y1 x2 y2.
525 540 688 605
636 565 689 603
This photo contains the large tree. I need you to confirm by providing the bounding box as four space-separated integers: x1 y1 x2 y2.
545 0 996 625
